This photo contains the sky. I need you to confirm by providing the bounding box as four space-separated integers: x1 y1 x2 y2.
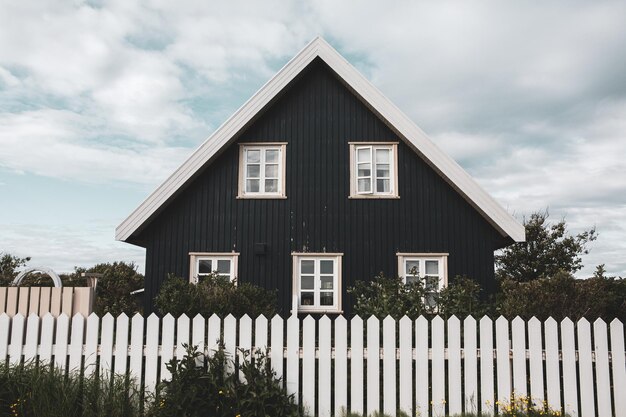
1 1 625 278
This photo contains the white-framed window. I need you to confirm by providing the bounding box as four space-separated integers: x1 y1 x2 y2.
238 143 287 198
292 253 343 313
189 252 239 284
349 142 399 198
397 253 448 307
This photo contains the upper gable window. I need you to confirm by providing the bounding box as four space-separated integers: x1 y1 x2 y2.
238 143 287 198
349 142 399 198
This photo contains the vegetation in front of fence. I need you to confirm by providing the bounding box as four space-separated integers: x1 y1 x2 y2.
0 362 142 417
154 273 278 319
148 345 299 417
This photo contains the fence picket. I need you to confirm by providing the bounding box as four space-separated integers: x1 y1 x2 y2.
302 316 316 415
54 313 69 370
8 313 25 365
23 314 39 362
366 316 380 416
286 314 299 401
239 314 252 378
399 316 412 416
463 316 478 414
432 316 445 416
208 314 221 355
255 315 268 352
176 314 190 359
100 313 114 375
448 316 462 415
416 316 429 417
318 316 331 417
39 314 54 364
350 316 364 415
335 315 348 415
271 315 284 378
224 315 236 373
144 314 160 394
129 314 144 383
561 318 578 417
578 318 594 417
161 314 175 381
0 313 9 363
480 316 494 415
496 316 511 408
192 314 206 358
528 317 543 404
68 314 84 372
114 313 129 375
512 317 527 399
383 316 396 416
593 319 611 417
544 317 561 411
611 319 626 417
84 313 99 376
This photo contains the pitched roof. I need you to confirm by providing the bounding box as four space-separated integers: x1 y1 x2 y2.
116 37 525 243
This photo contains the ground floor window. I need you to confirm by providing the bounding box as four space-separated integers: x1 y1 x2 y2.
189 252 239 284
292 253 342 313
397 253 448 307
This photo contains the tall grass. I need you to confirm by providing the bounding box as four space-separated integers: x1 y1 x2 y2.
0 362 142 417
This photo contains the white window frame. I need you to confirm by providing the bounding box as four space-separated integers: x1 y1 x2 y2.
189 252 239 284
292 253 343 314
237 143 287 198
349 142 399 198
397 253 448 306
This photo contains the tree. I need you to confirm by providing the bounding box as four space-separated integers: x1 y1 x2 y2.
495 210 597 282
0 252 31 286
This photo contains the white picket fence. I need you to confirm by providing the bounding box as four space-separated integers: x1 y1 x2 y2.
0 313 624 417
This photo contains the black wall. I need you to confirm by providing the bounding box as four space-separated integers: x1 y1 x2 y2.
137 59 510 314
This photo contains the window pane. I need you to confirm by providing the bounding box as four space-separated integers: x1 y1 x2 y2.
425 261 439 275
198 260 212 274
217 260 230 274
405 260 419 275
301 292 314 306
265 149 279 163
320 293 334 306
265 179 278 192
246 164 260 178
358 178 371 192
425 276 439 291
301 260 314 274
357 164 371 177
246 150 260 163
376 164 390 178
301 276 314 290
405 276 420 285
320 276 334 290
320 260 333 274
376 179 390 193
246 179 260 192
376 148 390 163
265 164 278 178
357 148 371 163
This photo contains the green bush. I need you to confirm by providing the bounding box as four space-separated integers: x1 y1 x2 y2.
149 345 298 417
154 274 278 318
348 274 492 319
497 271 626 321
0 362 141 417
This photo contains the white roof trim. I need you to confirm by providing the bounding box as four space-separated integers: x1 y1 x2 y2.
116 37 525 243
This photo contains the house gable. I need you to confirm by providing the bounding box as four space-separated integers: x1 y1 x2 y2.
136 59 511 313
116 37 525 244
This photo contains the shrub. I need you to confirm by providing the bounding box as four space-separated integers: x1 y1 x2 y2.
497 271 626 321
0 362 141 417
154 274 278 318
149 345 298 417
437 276 494 318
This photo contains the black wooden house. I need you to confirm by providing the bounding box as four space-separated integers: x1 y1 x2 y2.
117 38 525 314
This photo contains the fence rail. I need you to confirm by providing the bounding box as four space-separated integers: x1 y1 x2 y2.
0 312 624 417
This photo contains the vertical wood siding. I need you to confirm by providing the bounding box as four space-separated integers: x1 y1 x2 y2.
139 59 508 314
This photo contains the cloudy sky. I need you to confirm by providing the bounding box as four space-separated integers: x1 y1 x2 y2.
1 0 625 277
